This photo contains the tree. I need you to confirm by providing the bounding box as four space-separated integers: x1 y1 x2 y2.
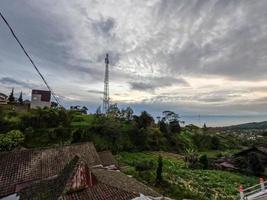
169 119 181 133
161 111 181 134
203 123 208 132
159 120 168 134
108 103 120 118
199 154 209 169
81 106 88 114
8 88 15 103
95 106 102 115
121 106 134 121
146 128 164 150
156 155 163 185
211 136 220 150
248 152 265 175
162 110 179 123
55 125 71 144
70 105 88 114
135 111 154 129
51 101 58 108
18 91 23 104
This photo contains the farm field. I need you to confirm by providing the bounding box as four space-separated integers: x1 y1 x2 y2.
117 152 258 200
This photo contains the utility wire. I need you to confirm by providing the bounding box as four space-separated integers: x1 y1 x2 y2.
0 11 61 106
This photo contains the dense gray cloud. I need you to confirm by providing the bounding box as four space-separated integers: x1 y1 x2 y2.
1 0 267 124
130 77 188 91
87 89 103 95
0 77 40 89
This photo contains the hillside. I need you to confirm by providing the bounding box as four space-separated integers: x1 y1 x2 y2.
117 152 258 200
220 121 267 130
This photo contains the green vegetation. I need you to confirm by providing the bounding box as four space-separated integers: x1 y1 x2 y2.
0 106 261 199
117 152 258 200
0 130 24 151
0 106 242 153
223 121 267 130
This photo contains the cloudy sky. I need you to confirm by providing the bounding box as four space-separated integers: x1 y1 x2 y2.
1 0 267 125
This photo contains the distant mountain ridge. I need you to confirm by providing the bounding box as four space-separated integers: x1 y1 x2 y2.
221 121 267 130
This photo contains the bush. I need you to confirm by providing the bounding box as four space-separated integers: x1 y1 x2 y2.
184 149 199 169
211 136 220 150
156 155 163 184
0 130 25 151
72 115 84 122
135 160 154 171
248 152 265 175
199 154 209 169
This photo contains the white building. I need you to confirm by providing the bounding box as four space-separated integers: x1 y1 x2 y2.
30 89 51 109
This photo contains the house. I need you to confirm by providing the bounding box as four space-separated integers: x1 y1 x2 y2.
0 91 30 112
0 142 165 200
214 157 238 171
233 146 267 167
30 89 51 109
0 93 8 105
214 146 267 173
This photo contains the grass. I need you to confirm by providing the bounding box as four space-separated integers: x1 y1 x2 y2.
116 152 258 200
199 149 240 159
70 114 94 127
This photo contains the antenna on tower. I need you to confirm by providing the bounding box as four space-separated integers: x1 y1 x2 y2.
103 54 110 114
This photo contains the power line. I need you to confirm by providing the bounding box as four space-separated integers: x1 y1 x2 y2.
0 11 60 106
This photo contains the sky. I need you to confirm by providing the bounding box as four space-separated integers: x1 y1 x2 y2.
1 0 267 126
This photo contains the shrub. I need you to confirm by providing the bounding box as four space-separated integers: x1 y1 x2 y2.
156 155 163 184
135 160 154 171
248 152 265 175
234 156 248 169
72 115 84 122
0 130 25 151
199 154 209 169
184 148 199 169
211 136 220 150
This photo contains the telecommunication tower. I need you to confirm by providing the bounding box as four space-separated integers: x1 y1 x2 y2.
103 54 110 113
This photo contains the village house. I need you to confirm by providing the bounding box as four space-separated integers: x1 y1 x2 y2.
0 142 167 200
0 93 8 105
214 145 267 174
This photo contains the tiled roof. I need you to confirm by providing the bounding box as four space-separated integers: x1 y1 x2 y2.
234 146 267 157
19 156 138 200
98 151 119 167
92 168 160 197
0 142 101 198
61 183 137 200
19 156 80 200
0 142 160 200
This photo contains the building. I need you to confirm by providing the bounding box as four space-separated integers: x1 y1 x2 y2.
0 91 30 112
0 93 8 105
214 146 267 174
30 89 51 109
0 142 167 200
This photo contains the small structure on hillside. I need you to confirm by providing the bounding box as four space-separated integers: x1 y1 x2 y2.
0 89 30 112
0 93 8 104
30 89 51 109
215 146 267 174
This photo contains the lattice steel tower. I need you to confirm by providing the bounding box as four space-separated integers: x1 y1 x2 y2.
103 54 110 113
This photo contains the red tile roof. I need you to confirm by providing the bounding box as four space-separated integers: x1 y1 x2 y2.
61 183 137 200
0 142 101 198
98 151 119 168
0 143 160 200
